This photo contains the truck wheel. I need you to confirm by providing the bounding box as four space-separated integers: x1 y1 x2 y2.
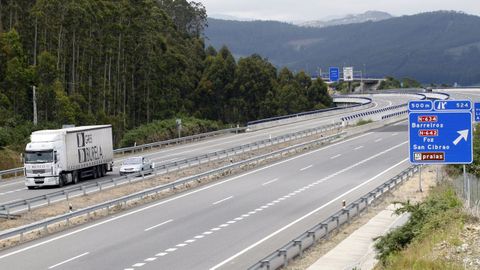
72 172 79 184
93 167 98 179
27 186 35 190
100 165 106 177
58 175 64 187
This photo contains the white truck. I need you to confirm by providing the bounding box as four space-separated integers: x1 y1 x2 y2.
24 125 114 189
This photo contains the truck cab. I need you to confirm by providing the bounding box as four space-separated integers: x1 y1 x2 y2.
24 133 65 189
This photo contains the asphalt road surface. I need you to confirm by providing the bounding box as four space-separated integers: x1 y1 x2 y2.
0 95 410 205
0 121 411 270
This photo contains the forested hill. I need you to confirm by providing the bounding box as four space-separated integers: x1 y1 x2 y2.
206 11 480 85
0 1 332 149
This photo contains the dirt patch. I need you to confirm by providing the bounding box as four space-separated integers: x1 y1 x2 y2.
432 221 480 269
284 165 441 270
0 128 342 250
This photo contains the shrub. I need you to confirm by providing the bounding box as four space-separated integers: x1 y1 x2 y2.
119 117 226 148
374 185 463 264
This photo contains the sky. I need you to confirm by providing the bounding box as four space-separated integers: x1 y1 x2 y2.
198 0 480 22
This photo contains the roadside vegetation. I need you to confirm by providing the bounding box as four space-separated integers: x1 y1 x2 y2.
378 76 422 90
374 185 467 270
374 124 480 269
0 1 333 163
356 119 373 126
119 117 225 147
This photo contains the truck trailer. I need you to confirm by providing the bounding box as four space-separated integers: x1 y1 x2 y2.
24 125 114 189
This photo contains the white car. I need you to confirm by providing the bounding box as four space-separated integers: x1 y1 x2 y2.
119 157 154 176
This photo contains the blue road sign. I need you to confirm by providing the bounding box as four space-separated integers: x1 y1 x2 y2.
475 103 480 122
433 100 472 111
329 67 339 82
409 100 433 112
408 100 473 164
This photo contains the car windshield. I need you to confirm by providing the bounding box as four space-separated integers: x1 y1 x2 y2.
123 157 143 165
25 151 54 164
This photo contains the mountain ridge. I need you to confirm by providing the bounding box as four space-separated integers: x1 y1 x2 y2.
205 11 480 85
299 11 393 28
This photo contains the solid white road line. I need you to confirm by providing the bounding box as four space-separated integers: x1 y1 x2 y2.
151 157 180 163
0 181 25 188
300 165 313 171
213 196 234 205
262 178 279 186
144 219 173 232
330 154 341 159
0 188 26 196
209 157 409 270
0 131 375 260
48 252 89 269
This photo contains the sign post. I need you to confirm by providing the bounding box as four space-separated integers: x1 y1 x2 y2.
176 119 182 139
408 100 473 192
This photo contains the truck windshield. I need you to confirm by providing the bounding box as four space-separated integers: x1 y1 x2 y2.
25 151 54 164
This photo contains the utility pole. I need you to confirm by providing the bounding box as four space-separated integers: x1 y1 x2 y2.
33 86 37 125
32 16 38 126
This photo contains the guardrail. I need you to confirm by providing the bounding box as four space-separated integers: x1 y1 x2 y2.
341 103 408 122
249 165 419 270
0 132 346 241
0 168 24 181
0 123 342 216
0 127 246 180
113 127 246 155
247 97 374 131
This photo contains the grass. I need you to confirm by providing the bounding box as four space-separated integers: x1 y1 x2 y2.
374 184 466 270
356 119 373 126
0 148 22 171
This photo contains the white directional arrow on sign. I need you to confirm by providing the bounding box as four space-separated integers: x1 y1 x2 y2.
453 129 469 146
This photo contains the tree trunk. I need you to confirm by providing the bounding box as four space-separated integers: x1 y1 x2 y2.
0 0 4 33
57 25 63 70
123 49 127 127
103 55 107 112
33 16 38 65
131 72 135 125
88 56 93 113
108 54 112 114
70 29 76 94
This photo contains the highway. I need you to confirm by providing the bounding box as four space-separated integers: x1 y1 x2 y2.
0 94 411 206
0 90 478 270
0 121 410 270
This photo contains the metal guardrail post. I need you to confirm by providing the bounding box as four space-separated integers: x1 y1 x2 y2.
279 249 288 267
307 230 316 243
294 240 303 257
321 223 329 239
343 209 350 224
